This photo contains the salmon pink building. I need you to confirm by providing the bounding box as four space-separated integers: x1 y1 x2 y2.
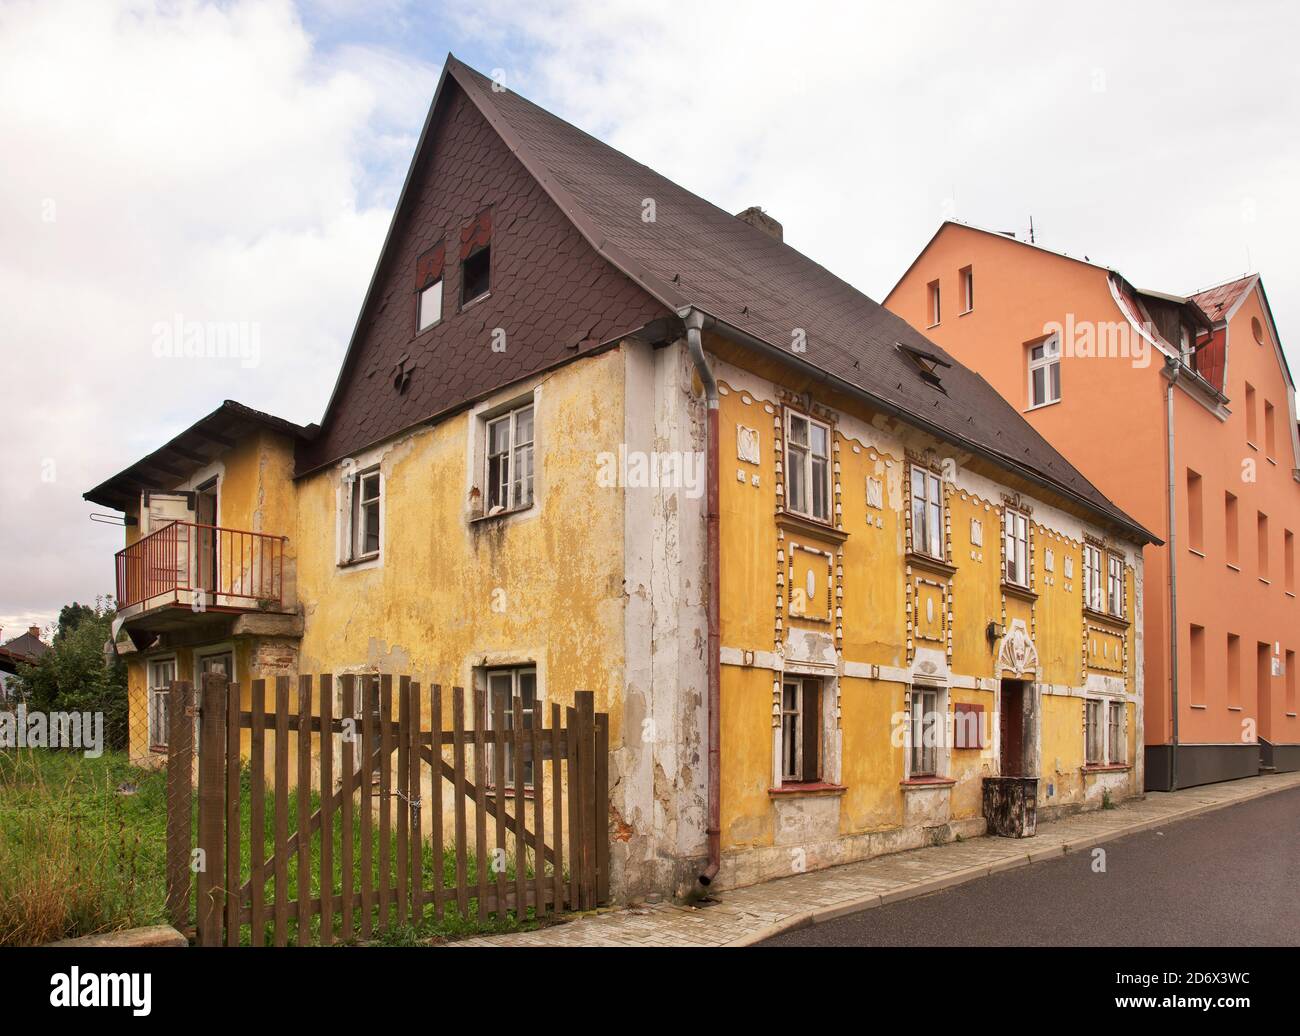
887 222 1300 790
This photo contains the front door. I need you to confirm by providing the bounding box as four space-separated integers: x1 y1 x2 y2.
1000 679 1025 777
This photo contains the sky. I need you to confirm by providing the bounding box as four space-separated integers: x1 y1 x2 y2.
2 0 1298 639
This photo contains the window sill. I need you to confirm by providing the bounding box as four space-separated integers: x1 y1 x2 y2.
1247 441 1259 452
906 551 957 577
487 785 536 800
1001 581 1037 603
460 290 492 312
900 776 955 789
1082 764 1129 774
470 503 536 525
926 322 940 330
1286 591 1296 599
149 744 169 755
776 510 848 543
1024 399 1062 414
1187 548 1206 558
338 553 380 570
959 308 973 317
1228 705 1244 712
1267 457 1277 466
1189 703 1207 710
1226 563 1241 572
1287 712 1298 718
1259 577 1271 586
768 781 845 798
1083 607 1128 629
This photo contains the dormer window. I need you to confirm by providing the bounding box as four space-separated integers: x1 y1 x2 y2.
898 342 950 393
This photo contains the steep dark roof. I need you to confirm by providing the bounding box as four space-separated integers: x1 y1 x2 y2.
0 630 48 666
442 59 1152 541
85 401 315 511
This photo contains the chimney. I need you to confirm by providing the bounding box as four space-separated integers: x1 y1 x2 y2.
735 206 782 243
28 626 40 640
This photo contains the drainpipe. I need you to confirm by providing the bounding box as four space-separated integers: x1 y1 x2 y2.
1163 354 1181 791
682 307 721 886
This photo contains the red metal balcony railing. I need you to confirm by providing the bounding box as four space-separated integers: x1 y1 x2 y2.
115 521 287 612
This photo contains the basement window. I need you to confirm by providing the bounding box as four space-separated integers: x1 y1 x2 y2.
462 245 491 305
780 677 822 783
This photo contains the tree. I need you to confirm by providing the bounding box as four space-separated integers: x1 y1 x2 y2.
16 597 127 750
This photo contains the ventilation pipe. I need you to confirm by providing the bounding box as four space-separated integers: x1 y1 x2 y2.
682 307 721 886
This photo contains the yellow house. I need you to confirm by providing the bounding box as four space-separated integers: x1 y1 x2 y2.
85 56 1155 901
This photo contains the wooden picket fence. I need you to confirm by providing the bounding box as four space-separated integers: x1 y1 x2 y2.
165 672 609 946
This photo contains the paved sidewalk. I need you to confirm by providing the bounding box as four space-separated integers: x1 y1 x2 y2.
454 771 1300 947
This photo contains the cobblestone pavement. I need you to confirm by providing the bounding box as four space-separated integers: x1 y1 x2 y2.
452 771 1300 947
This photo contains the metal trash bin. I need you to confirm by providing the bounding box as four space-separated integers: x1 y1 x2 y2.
982 776 1038 838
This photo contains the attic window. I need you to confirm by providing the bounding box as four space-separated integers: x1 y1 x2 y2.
897 342 950 393
415 242 445 333
1252 317 1265 345
462 246 491 304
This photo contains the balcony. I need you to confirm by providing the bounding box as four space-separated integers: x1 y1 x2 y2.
115 521 291 634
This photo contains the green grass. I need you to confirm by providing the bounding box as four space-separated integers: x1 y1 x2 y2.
0 749 169 945
0 748 549 946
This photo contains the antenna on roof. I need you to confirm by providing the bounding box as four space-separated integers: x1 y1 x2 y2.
1028 216 1035 244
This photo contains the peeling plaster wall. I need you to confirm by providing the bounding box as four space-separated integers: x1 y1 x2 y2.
707 349 1147 891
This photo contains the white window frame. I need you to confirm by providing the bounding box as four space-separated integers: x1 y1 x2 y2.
910 466 945 560
1082 543 1104 612
908 685 944 778
348 467 382 562
1106 554 1124 617
1107 700 1125 765
148 656 177 751
418 279 443 331
784 409 831 523
1004 509 1029 587
484 402 535 515
1028 333 1061 409
485 666 538 790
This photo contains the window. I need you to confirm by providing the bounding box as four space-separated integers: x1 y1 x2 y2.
1107 701 1125 765
1003 509 1029 587
485 403 535 514
1227 633 1241 708
785 410 831 522
960 266 974 313
1187 469 1203 552
909 686 940 777
1258 512 1270 580
1082 543 1104 612
1287 650 1296 713
926 280 941 326
418 280 442 331
1028 334 1061 408
461 245 490 305
910 466 944 559
148 658 176 751
348 468 381 561
1244 383 1257 445
1106 554 1124 617
486 667 537 789
1085 699 1103 765
780 678 822 783
1190 624 1206 707
1252 316 1266 346
1286 530 1295 594
1179 325 1195 367
1225 492 1239 567
1264 400 1276 459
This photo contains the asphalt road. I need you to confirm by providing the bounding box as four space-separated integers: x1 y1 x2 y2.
760 786 1300 946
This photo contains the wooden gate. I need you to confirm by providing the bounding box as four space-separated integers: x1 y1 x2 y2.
165 672 610 946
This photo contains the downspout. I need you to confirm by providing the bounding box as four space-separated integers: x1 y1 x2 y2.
1162 354 1181 791
682 307 722 886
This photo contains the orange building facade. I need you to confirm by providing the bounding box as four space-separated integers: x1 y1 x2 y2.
887 223 1300 789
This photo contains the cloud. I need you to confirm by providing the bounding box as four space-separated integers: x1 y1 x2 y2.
0 0 437 631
